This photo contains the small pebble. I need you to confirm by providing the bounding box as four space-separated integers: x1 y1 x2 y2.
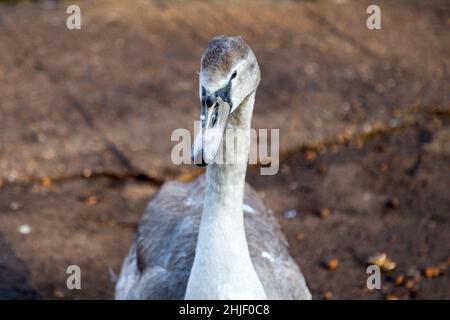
7 171 17 182
283 209 297 220
82 168 92 178
363 123 372 133
10 202 20 211
288 182 298 191
363 192 371 202
386 197 400 209
342 128 354 140
305 62 320 75
17 224 32 235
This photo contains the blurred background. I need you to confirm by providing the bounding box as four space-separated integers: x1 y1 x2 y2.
0 0 449 299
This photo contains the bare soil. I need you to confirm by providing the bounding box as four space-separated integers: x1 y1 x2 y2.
0 0 449 299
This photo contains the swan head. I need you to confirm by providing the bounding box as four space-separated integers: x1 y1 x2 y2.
192 36 260 166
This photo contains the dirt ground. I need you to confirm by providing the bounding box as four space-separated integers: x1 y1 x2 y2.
0 0 449 299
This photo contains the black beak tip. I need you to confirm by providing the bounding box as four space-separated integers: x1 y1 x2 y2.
192 150 208 167
195 161 208 167
194 155 208 167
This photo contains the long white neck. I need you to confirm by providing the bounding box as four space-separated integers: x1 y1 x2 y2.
185 92 266 300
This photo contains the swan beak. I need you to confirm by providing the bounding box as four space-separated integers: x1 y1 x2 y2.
192 97 231 166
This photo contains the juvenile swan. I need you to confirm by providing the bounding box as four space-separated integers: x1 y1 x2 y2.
115 36 311 300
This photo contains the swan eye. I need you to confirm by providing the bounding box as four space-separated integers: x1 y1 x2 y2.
230 71 237 80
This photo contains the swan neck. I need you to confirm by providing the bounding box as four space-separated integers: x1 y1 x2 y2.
185 92 266 299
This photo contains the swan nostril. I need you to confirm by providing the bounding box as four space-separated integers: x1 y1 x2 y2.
203 96 214 108
210 109 218 127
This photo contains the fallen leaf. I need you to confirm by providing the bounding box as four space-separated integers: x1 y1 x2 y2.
385 293 400 300
304 150 317 161
320 208 330 220
394 274 404 286
323 291 333 300
84 196 98 206
368 252 396 272
405 280 415 289
382 257 397 272
40 176 52 187
326 258 339 271
295 233 305 241
368 252 387 267
53 288 66 299
423 266 441 279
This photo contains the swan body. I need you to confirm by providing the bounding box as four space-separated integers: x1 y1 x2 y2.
116 36 311 300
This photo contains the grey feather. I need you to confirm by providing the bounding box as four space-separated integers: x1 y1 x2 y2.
115 175 311 300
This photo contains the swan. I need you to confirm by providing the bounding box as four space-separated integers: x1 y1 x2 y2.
115 36 311 300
